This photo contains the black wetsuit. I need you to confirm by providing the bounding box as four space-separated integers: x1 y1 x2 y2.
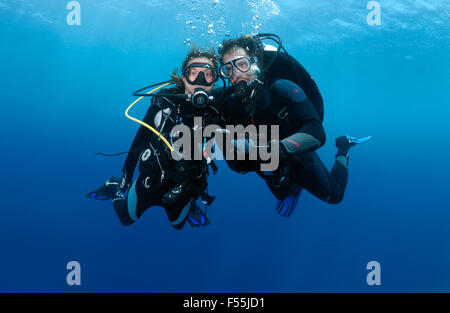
221 79 349 206
114 88 219 230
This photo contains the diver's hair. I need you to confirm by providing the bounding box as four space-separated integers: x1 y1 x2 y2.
170 70 184 93
219 36 264 65
182 45 218 71
170 45 218 93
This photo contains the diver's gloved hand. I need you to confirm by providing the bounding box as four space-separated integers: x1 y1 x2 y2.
120 172 132 191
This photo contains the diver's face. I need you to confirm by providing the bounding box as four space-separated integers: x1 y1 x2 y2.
222 47 258 85
183 57 215 95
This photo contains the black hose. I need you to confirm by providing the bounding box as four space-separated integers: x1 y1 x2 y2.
94 152 128 157
133 80 174 97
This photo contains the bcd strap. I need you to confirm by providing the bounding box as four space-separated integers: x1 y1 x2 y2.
277 106 291 123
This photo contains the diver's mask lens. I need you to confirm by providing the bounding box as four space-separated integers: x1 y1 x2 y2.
183 63 217 86
219 57 253 79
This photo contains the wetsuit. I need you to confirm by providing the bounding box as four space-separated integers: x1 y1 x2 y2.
114 88 219 230
221 79 349 205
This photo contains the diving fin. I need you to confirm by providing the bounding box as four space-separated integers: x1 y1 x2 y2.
336 135 372 156
86 177 121 200
186 200 210 227
275 193 300 218
346 135 372 144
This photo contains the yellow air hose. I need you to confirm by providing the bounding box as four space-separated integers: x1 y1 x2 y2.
125 82 174 152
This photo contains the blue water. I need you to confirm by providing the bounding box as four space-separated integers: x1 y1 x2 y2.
1 0 449 292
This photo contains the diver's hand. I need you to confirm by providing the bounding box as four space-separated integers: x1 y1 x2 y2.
120 172 132 191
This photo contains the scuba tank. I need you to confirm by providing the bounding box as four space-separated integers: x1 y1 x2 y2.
239 33 325 123
262 50 324 122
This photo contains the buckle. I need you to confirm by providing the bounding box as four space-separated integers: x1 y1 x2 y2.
143 177 151 189
277 107 288 120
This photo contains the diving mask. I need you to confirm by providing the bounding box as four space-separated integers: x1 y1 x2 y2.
182 62 218 86
219 56 259 79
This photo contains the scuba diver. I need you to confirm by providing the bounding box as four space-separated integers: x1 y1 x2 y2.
87 48 222 230
217 34 371 217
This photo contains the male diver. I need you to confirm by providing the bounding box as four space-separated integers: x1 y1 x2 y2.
87 48 221 230
218 34 371 217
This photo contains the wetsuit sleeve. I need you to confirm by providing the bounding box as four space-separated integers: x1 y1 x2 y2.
121 97 161 180
270 79 326 155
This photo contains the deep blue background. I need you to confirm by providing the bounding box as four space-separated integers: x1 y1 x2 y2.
0 0 449 292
